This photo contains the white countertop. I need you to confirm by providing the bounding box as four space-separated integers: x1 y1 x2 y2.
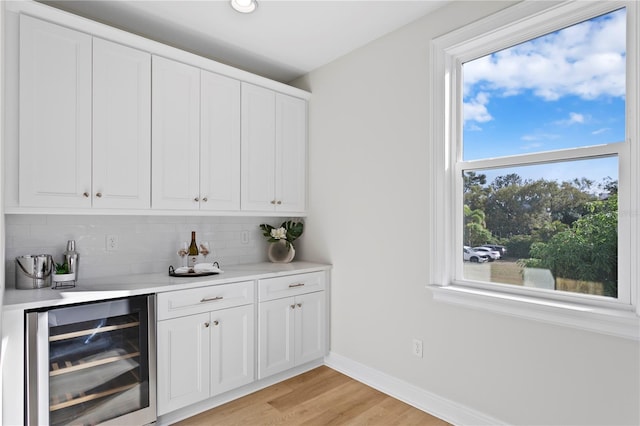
3 261 331 311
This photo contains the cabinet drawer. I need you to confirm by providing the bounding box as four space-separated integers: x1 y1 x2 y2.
258 272 325 302
157 281 254 320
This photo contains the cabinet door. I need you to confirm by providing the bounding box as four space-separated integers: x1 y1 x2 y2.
93 38 151 209
19 15 92 208
210 305 254 396
152 56 200 210
275 94 307 213
241 83 276 211
200 71 241 211
295 291 326 365
258 297 295 379
157 313 210 415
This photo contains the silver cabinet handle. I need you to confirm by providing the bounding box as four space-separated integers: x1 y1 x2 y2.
204 322 210 328
277 200 282 205
213 320 219 326
96 192 102 198
202 197 208 202
270 200 276 205
83 192 89 198
200 296 223 303
296 303 302 308
194 196 200 202
288 283 305 288
290 304 295 309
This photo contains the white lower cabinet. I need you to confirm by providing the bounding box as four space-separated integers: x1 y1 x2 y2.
157 312 211 414
258 272 326 379
156 271 327 417
156 282 255 415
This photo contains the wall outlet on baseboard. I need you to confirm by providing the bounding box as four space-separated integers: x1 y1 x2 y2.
412 339 423 358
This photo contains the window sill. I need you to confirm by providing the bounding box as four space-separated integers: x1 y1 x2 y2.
428 284 640 341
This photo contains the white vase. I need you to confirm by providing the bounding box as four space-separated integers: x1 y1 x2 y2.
268 240 295 263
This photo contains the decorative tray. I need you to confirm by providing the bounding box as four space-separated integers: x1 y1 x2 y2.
169 263 221 277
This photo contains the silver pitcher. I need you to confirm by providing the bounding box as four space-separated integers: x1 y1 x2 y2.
15 254 53 289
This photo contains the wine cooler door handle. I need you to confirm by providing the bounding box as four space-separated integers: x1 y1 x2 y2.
26 311 51 425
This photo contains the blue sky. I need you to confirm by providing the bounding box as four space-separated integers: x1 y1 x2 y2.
462 8 625 185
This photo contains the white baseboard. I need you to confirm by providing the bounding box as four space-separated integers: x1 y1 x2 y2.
324 352 505 426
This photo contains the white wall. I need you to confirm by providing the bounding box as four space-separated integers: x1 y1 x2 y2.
293 1 640 424
4 215 290 286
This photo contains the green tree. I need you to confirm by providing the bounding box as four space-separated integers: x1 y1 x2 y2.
524 195 618 297
463 171 490 212
464 205 493 246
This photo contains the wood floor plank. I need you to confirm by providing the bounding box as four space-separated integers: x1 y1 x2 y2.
268 368 354 412
173 366 450 426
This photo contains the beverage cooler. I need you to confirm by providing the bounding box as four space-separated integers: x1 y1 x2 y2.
25 295 156 425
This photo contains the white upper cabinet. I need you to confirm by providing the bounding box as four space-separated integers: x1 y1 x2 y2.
200 70 241 211
152 58 242 211
151 56 201 210
18 16 151 210
241 83 276 211
93 38 151 209
275 94 307 213
241 83 307 213
19 15 92 208
9 4 309 215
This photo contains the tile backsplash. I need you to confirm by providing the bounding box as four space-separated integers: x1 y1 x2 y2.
5 215 294 287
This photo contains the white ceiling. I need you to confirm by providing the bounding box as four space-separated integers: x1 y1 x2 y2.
41 0 450 83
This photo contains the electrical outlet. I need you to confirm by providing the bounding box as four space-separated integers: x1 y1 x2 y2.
412 339 423 358
106 234 119 251
241 230 249 244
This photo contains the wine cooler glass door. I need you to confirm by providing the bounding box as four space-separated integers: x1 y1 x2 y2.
26 295 156 426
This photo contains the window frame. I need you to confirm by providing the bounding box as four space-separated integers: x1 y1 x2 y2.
428 0 639 340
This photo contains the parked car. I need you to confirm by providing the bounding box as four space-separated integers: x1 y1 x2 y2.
472 246 500 261
463 246 489 263
482 244 507 257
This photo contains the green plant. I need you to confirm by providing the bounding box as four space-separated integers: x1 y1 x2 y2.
55 262 69 274
259 220 304 251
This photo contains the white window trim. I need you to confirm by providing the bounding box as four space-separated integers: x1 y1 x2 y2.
427 0 640 340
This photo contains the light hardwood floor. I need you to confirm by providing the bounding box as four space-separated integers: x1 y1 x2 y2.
174 366 450 425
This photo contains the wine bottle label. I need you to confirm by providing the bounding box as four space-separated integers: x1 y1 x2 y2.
188 255 198 268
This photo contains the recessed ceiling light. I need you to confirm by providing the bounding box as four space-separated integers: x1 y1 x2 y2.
230 0 258 14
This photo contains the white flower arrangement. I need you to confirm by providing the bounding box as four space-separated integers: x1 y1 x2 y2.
270 227 287 240
260 220 304 251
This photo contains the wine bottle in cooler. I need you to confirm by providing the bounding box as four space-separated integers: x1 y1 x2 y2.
188 231 199 267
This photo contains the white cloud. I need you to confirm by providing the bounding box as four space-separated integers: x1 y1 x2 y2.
592 127 611 135
463 8 626 106
554 112 587 126
463 92 492 123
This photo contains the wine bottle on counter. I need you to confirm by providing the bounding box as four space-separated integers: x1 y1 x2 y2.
188 231 199 267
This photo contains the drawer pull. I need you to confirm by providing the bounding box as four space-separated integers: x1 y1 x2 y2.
288 283 305 288
200 296 223 303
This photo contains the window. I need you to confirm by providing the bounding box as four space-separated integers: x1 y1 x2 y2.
428 1 639 339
